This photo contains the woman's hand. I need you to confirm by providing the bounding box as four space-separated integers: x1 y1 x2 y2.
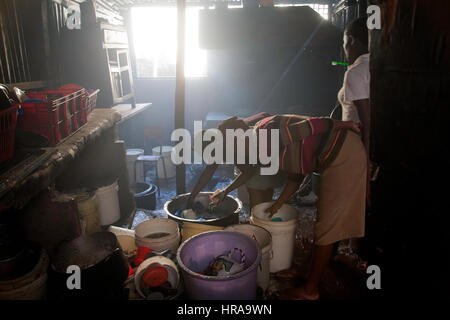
334 120 360 135
210 189 228 205
265 203 281 218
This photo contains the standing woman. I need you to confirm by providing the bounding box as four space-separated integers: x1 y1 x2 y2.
337 18 372 255
339 17 371 154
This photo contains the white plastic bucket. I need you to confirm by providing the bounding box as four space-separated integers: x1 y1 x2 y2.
135 219 180 253
250 202 298 273
152 146 176 179
95 181 121 226
126 149 145 183
225 224 272 291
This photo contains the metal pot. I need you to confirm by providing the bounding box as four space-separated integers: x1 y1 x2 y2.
164 192 242 227
49 232 129 299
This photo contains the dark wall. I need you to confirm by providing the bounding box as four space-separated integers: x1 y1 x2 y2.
200 7 344 116
128 7 345 149
0 0 48 84
367 0 450 299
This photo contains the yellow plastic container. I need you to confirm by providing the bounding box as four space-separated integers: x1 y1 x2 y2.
181 222 224 243
74 192 101 234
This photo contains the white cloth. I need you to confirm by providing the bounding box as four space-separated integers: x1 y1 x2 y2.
338 53 370 123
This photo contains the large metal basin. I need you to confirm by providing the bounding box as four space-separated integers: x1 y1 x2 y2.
164 192 242 227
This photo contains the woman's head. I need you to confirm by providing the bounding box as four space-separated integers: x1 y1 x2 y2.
343 17 369 64
218 117 251 164
194 117 251 165
217 116 249 133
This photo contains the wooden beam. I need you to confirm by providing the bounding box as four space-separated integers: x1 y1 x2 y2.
175 0 186 195
5 81 47 90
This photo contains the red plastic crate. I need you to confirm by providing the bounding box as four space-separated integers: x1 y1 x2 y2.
82 89 100 123
33 88 86 131
0 105 18 163
18 100 67 146
17 89 87 146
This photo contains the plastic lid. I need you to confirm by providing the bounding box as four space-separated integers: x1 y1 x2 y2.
142 266 169 287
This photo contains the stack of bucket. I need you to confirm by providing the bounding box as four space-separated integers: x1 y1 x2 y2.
109 220 182 300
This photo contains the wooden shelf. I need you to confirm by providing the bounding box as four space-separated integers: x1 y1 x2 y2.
0 109 122 209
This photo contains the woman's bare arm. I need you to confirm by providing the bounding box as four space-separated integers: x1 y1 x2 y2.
224 165 257 195
266 174 304 217
210 165 257 204
187 164 218 208
354 98 371 153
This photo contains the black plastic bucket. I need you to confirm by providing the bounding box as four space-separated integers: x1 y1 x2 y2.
130 182 157 210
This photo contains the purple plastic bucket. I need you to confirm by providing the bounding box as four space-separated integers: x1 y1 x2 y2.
176 231 262 300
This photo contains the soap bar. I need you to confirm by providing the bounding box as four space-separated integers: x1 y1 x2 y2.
270 217 283 222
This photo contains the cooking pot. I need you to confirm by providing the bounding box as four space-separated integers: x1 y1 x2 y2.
164 192 242 227
48 232 129 300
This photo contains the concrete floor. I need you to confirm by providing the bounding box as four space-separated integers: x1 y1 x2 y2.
128 163 368 300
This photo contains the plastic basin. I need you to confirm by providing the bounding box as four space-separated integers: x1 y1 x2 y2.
176 230 261 300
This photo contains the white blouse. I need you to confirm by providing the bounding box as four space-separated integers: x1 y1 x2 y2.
338 53 370 124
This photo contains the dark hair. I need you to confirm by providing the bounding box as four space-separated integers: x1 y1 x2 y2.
345 17 369 49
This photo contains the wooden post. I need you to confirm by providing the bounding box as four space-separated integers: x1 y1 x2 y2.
175 0 186 195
